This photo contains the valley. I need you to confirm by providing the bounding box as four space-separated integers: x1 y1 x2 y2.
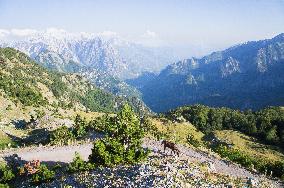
0 31 284 187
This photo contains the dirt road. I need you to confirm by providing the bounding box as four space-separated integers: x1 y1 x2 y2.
0 138 282 187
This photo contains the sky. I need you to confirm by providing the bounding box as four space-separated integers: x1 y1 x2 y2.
0 0 284 58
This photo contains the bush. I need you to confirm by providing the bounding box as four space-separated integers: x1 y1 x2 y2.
31 164 55 184
0 163 15 184
0 183 9 188
52 163 62 171
49 126 75 146
67 152 94 173
88 115 110 133
186 134 200 148
89 104 149 166
72 115 87 138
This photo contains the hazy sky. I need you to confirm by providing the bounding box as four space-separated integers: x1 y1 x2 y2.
1 0 284 57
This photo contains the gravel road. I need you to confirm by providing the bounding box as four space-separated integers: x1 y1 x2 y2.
0 138 282 187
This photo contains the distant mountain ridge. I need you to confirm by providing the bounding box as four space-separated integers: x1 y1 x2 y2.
1 30 177 79
0 30 177 98
132 33 284 112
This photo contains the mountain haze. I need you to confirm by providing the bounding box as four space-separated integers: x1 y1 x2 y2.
130 33 284 112
0 30 177 99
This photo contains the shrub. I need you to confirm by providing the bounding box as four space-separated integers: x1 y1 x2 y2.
88 115 110 133
0 183 9 188
0 163 15 184
52 163 62 171
49 126 75 146
89 104 149 166
31 164 55 184
67 152 94 173
186 134 200 148
72 115 87 138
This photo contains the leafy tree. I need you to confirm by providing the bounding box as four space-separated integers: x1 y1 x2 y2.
265 126 279 144
89 104 149 166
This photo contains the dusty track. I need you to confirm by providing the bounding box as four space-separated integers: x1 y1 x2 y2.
0 138 282 187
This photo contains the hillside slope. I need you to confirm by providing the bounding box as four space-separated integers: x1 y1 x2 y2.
0 47 150 124
1 31 177 98
134 33 284 112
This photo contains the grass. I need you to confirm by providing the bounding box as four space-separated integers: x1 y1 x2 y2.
214 130 284 163
151 118 204 144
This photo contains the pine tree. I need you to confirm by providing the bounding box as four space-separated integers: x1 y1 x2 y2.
89 104 149 166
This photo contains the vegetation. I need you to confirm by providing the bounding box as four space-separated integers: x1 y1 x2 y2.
30 164 55 184
88 114 110 133
166 104 284 178
167 105 284 149
72 115 88 138
213 144 284 179
89 104 149 166
0 47 118 112
67 152 94 173
0 163 15 184
140 117 164 140
186 134 201 148
151 117 204 144
81 89 115 113
0 131 16 150
214 130 284 162
49 126 75 146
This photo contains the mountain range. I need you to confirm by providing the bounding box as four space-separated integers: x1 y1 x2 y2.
0 31 177 98
128 33 284 112
0 47 151 122
2 31 284 113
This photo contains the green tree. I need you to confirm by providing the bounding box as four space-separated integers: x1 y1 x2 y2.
89 104 149 166
72 115 87 138
265 126 279 144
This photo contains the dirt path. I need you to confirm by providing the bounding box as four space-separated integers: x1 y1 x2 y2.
0 144 93 163
0 138 282 187
143 139 257 179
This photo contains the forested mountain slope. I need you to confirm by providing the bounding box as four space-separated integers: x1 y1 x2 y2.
134 33 284 112
0 48 151 119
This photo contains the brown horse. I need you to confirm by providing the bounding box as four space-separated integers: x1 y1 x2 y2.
161 140 180 156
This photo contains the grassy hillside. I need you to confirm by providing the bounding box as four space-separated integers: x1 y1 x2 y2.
214 130 284 163
151 117 204 144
